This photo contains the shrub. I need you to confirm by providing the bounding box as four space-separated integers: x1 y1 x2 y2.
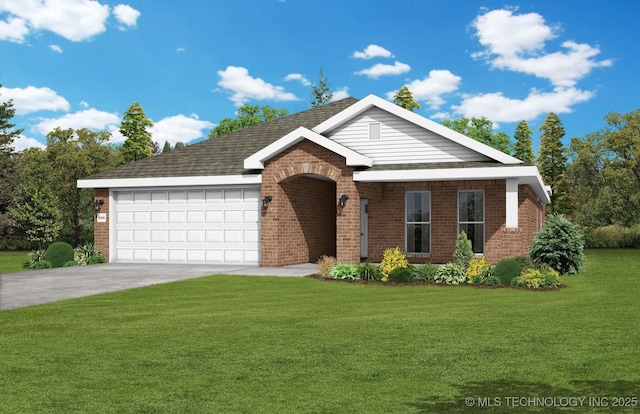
585 224 640 248
433 263 466 285
466 257 491 284
478 275 501 287
45 242 75 268
64 261 78 267
413 263 438 282
514 255 535 271
379 247 408 282
494 258 522 286
330 263 358 280
31 260 52 270
513 267 561 289
529 213 585 275
452 231 473 271
22 249 48 270
388 266 415 283
74 243 105 266
357 262 382 281
316 255 336 279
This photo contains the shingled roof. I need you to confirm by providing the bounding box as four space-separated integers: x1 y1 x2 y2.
85 97 359 180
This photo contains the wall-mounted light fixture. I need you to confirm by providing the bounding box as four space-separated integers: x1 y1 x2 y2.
339 194 349 209
93 199 104 212
262 196 272 210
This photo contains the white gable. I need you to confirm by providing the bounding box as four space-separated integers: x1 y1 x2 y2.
326 107 493 165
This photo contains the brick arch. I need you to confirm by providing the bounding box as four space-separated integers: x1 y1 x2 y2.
272 162 342 184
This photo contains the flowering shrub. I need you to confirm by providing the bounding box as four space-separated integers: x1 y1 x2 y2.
330 263 358 280
316 255 336 279
433 263 466 285
379 247 408 282
466 257 491 284
513 267 561 289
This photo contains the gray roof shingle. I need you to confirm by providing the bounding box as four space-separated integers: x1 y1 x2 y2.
85 97 359 180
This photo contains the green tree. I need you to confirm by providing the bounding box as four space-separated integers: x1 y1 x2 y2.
9 179 63 249
442 117 512 154
162 141 172 153
513 120 535 164
208 104 288 139
393 86 420 112
118 102 154 163
537 112 573 215
310 67 333 107
0 85 23 238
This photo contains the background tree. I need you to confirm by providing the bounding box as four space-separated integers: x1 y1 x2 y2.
118 102 154 163
0 86 23 239
512 120 535 164
442 117 512 154
537 112 573 215
208 104 288 139
310 67 333 107
162 141 172 153
393 86 420 112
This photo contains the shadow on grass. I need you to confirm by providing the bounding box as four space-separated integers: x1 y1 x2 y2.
409 380 639 413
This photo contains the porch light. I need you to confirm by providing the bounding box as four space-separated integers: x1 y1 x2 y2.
262 196 272 210
339 194 349 208
93 199 104 212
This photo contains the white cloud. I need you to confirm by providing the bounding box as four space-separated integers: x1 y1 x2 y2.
353 44 394 59
150 114 214 145
388 70 461 110
331 87 349 102
79 100 90 108
453 87 593 123
471 8 611 87
12 135 45 151
284 73 311 86
34 108 120 135
0 16 29 42
0 86 70 114
49 44 63 53
176 47 185 52
0 0 111 42
217 66 299 106
113 4 140 28
355 61 411 78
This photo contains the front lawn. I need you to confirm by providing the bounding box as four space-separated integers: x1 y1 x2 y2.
0 250 28 273
0 249 638 413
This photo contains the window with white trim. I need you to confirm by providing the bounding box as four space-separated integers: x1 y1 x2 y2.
405 191 430 254
458 190 484 254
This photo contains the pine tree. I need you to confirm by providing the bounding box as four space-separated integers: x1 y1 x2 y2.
513 120 535 164
118 102 154 163
310 67 333 107
537 113 573 215
162 141 172 153
393 86 420 112
0 86 23 237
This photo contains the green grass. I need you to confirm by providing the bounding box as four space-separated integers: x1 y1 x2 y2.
0 250 28 273
1 250 639 413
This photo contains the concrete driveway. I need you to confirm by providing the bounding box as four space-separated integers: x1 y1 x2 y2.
0 263 316 311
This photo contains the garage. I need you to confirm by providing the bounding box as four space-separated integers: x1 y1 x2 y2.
112 186 261 264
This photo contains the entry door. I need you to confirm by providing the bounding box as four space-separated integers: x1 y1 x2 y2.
360 199 368 259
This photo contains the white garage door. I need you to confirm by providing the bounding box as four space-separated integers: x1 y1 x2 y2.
113 186 261 264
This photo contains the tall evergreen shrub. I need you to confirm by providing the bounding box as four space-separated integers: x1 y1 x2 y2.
452 231 473 270
529 213 585 275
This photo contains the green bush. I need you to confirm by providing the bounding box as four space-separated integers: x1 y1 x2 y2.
330 263 358 280
585 224 640 248
452 231 473 270
494 258 522 286
478 275 501 287
388 266 415 283
64 261 79 267
513 267 561 289
433 263 466 285
45 242 75 268
87 255 106 265
22 249 48 270
31 260 52 270
413 263 438 282
514 255 535 271
73 243 105 266
357 262 382 281
530 213 585 275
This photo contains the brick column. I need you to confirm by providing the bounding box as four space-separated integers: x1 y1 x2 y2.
93 188 110 262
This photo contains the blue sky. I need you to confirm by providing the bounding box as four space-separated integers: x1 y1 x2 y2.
1 0 638 154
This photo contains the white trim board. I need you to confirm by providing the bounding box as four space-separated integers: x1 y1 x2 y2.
77 174 262 189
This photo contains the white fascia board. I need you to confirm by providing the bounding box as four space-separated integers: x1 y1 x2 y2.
77 174 262 189
353 165 551 204
243 126 373 169
314 94 522 165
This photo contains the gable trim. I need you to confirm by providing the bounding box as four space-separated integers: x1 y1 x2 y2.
243 126 373 169
313 94 523 165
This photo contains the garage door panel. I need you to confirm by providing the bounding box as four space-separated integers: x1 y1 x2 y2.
114 186 260 264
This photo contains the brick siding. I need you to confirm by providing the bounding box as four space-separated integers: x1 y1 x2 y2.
93 188 109 262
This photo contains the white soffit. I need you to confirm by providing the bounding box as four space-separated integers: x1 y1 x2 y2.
353 165 551 204
243 126 373 169
77 174 262 189
314 94 523 165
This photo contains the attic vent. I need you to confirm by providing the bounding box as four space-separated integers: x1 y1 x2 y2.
369 122 381 140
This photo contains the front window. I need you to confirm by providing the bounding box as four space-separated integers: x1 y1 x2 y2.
406 191 430 254
458 190 484 254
